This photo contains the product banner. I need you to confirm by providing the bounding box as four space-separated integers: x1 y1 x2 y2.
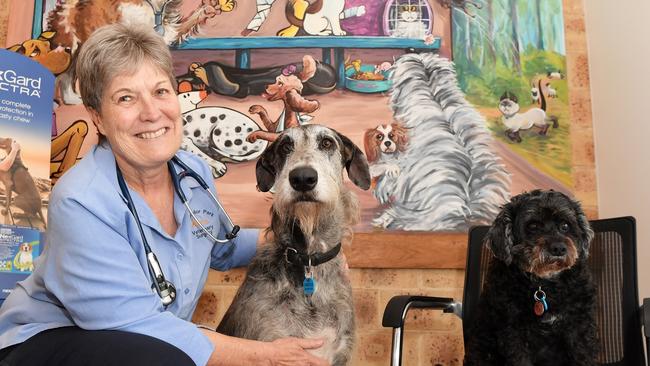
0 48 53 301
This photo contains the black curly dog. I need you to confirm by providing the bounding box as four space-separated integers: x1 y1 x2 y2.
464 190 598 366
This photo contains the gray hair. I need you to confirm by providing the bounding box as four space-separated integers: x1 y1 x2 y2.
74 23 176 113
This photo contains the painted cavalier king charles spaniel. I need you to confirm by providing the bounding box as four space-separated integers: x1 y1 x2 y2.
363 122 408 183
464 190 598 366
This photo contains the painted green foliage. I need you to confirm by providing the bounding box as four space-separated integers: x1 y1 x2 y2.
453 0 572 188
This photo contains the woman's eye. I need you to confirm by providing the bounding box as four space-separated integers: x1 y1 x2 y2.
156 88 170 96
117 95 133 103
320 138 333 149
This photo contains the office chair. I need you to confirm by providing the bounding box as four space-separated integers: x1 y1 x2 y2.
383 216 649 366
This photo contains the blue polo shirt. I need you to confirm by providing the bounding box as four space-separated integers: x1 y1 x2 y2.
0 143 259 366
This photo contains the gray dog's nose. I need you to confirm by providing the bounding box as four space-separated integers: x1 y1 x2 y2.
289 167 318 192
549 242 567 257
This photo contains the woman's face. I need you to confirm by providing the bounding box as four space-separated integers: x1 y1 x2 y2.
89 62 181 172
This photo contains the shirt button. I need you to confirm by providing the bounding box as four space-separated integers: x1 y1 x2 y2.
184 288 190 295
176 253 184 260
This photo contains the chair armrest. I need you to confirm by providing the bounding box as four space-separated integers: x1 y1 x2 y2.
382 295 456 328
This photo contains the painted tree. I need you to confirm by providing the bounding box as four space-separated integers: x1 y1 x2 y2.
535 0 545 49
486 0 496 64
509 0 522 74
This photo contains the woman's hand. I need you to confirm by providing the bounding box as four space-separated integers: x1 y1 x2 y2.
265 337 329 366
10 140 20 152
201 330 330 366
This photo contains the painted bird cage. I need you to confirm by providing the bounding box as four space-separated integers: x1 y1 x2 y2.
382 0 434 38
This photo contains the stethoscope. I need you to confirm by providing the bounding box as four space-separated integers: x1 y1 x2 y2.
116 156 240 307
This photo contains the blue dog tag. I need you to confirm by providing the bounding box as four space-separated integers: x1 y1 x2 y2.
303 277 316 296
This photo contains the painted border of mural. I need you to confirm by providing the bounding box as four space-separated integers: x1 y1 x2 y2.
1 0 597 269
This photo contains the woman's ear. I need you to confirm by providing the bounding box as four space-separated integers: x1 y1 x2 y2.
86 106 106 136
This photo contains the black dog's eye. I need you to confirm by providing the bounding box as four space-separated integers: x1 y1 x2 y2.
526 222 540 233
375 134 384 141
279 141 293 155
559 222 570 233
320 137 334 150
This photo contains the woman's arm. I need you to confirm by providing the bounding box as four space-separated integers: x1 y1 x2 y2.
43 197 216 366
200 330 329 366
0 140 20 172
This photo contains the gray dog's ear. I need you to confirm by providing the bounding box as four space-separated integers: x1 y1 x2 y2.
337 132 371 190
572 199 594 257
485 200 518 265
256 143 277 192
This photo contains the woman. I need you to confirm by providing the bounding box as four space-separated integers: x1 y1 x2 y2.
0 140 19 172
0 23 328 366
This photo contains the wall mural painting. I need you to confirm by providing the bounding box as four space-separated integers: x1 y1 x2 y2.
8 0 569 233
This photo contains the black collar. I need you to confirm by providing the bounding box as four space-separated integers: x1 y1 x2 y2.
285 242 342 267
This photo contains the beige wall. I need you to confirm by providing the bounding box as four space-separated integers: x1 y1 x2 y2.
584 0 650 303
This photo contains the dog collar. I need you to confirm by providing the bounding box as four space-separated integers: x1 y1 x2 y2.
285 242 342 267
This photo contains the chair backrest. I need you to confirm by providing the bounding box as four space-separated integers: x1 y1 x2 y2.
462 217 645 366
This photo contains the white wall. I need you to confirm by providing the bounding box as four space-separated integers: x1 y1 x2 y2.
584 0 650 303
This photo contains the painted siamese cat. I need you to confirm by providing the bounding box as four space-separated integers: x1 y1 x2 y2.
498 79 558 143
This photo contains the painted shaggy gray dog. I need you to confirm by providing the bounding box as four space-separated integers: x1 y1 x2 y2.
217 124 371 365
373 53 511 231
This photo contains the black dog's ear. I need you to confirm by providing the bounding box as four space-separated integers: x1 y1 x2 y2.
256 143 278 192
337 132 371 190
484 199 518 265
572 199 594 256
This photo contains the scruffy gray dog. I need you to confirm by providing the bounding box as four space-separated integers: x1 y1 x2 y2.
217 124 371 365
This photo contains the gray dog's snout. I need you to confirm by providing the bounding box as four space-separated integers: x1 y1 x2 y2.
289 167 318 192
549 242 567 257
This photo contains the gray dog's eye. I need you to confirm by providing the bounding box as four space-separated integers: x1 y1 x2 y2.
319 137 334 150
279 141 293 155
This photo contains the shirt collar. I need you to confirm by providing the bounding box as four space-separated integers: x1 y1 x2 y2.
96 143 203 235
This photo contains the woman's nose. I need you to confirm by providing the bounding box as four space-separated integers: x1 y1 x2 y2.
139 96 162 121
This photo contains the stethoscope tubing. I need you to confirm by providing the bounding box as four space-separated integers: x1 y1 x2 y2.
168 156 240 243
115 155 239 307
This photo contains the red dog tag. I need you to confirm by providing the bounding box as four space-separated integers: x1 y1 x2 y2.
534 301 545 316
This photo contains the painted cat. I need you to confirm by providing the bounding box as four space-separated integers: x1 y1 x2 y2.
498 79 558 143
392 5 428 38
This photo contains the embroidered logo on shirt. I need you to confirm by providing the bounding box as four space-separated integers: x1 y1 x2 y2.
191 209 216 239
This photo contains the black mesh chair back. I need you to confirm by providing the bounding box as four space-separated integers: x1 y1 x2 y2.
463 217 646 366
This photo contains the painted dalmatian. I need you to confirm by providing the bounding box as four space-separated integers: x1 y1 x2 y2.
181 106 268 178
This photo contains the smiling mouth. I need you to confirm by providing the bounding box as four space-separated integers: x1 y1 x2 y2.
136 127 168 139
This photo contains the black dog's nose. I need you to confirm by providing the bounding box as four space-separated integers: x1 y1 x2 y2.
549 242 567 257
384 140 392 147
289 167 318 192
